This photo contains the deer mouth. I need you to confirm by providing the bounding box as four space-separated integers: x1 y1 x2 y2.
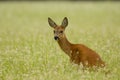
54 36 59 40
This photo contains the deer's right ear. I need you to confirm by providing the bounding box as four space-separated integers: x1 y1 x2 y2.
48 17 57 28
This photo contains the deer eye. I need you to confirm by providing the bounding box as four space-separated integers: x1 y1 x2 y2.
60 31 63 33
53 30 55 33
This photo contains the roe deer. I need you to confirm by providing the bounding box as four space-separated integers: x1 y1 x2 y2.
48 17 105 68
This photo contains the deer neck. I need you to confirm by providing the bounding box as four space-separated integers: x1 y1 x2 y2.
57 34 72 56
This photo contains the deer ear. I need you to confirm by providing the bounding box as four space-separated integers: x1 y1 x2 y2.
61 17 68 28
48 17 57 28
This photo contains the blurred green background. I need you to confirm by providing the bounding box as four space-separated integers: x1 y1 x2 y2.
0 1 120 80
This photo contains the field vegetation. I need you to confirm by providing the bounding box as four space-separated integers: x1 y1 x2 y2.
0 2 120 80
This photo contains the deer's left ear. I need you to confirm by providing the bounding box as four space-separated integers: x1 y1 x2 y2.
48 17 57 28
61 17 68 28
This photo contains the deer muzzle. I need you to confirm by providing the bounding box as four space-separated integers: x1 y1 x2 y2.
54 36 59 40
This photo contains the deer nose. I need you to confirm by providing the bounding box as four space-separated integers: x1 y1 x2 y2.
54 36 59 40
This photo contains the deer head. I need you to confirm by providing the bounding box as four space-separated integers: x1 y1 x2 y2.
48 17 68 41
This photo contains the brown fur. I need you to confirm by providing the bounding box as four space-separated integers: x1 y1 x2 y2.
48 17 105 68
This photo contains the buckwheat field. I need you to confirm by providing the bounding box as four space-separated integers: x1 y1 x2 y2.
0 2 120 80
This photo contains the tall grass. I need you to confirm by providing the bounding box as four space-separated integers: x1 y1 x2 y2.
0 2 120 80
